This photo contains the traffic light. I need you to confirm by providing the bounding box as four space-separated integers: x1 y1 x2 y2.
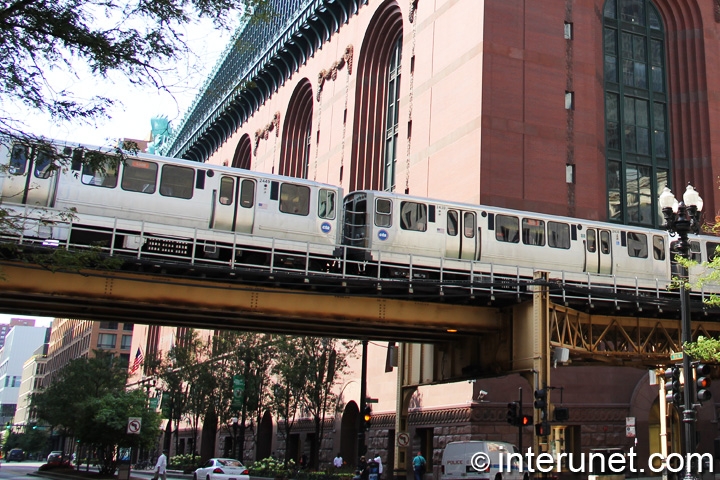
665 365 683 405
696 364 712 402
362 405 372 430
534 389 547 410
554 407 570 422
535 422 550 437
506 402 519 426
519 414 533 427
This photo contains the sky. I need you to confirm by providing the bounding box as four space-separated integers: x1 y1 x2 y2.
15 18 237 148
0 314 53 328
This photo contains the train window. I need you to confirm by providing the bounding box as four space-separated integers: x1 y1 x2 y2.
279 183 310 216
587 229 597 253
707 242 720 262
33 150 54 179
464 212 475 238
496 215 519 243
690 241 701 262
122 159 158 193
71 148 83 171
447 211 459 236
160 165 194 199
653 235 665 261
548 222 571 249
375 198 392 227
219 177 234 205
9 145 28 175
600 230 611 254
400 202 427 232
81 155 118 188
318 189 336 219
522 218 546 246
240 179 254 208
626 232 648 258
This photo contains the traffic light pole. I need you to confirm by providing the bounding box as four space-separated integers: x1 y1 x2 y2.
358 339 368 460
680 281 697 480
517 388 523 453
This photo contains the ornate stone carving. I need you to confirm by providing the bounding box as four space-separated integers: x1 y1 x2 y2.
317 45 354 100
254 111 281 155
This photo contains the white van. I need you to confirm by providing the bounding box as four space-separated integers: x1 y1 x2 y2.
441 441 528 480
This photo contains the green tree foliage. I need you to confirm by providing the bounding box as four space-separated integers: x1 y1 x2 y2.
684 335 720 362
31 350 161 474
0 0 271 141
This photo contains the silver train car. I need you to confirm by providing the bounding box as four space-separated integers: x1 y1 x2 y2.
0 140 343 269
341 190 720 288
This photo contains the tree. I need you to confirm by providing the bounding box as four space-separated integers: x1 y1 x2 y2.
31 350 161 474
0 0 271 143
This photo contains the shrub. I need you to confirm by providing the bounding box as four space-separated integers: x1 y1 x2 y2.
248 457 297 478
168 453 202 473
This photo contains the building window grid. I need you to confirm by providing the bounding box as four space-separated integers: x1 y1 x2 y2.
383 35 403 192
603 0 668 227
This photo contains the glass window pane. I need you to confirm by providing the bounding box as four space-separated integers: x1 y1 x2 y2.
464 212 476 238
122 159 158 193
608 161 622 221
638 165 652 224
522 218 545 246
496 215 519 243
634 62 646 88
605 28 617 54
400 202 427 232
606 93 619 122
279 183 310 216
447 211 458 236
623 59 635 86
637 127 649 155
621 33 633 58
548 222 570 249
650 39 662 65
160 164 194 199
604 0 616 18
10 145 28 175
651 66 664 92
653 235 665 260
318 189 336 219
587 229 597 253
621 0 645 26
34 150 53 179
219 176 234 205
654 130 667 158
605 56 618 83
633 36 645 60
653 102 666 130
627 232 648 258
649 8 661 30
624 125 636 153
82 154 118 187
375 198 392 227
240 179 255 208
636 100 648 127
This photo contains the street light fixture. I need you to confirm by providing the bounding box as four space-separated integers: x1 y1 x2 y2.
231 417 239 460
659 184 703 480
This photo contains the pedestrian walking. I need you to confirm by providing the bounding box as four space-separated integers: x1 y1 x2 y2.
153 450 168 480
334 453 344 470
412 452 426 480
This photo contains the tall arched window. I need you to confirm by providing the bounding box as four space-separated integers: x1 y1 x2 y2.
279 79 313 178
350 0 403 191
603 0 669 226
232 134 252 169
383 35 402 192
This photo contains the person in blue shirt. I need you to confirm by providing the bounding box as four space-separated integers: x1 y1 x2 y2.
412 452 426 480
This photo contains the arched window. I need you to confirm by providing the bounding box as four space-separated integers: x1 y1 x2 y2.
232 134 252 169
279 79 313 178
350 0 403 191
603 0 669 226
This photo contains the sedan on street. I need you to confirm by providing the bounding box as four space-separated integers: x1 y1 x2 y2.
193 458 249 480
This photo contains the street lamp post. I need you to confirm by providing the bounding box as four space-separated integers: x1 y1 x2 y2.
231 417 239 460
659 184 703 480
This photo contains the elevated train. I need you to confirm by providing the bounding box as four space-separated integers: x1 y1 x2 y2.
0 139 717 291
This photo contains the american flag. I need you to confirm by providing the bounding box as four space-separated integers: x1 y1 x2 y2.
129 347 144 375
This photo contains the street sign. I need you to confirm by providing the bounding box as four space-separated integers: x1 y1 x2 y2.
670 352 683 361
397 432 410 447
127 417 142 434
366 397 379 403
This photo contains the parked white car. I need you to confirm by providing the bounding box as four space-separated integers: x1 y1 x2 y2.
193 458 249 480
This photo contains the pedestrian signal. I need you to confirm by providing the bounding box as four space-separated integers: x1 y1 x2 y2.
520 415 533 426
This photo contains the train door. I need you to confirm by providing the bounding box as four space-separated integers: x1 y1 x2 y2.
213 176 255 233
2 144 57 207
585 228 612 274
445 210 479 260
